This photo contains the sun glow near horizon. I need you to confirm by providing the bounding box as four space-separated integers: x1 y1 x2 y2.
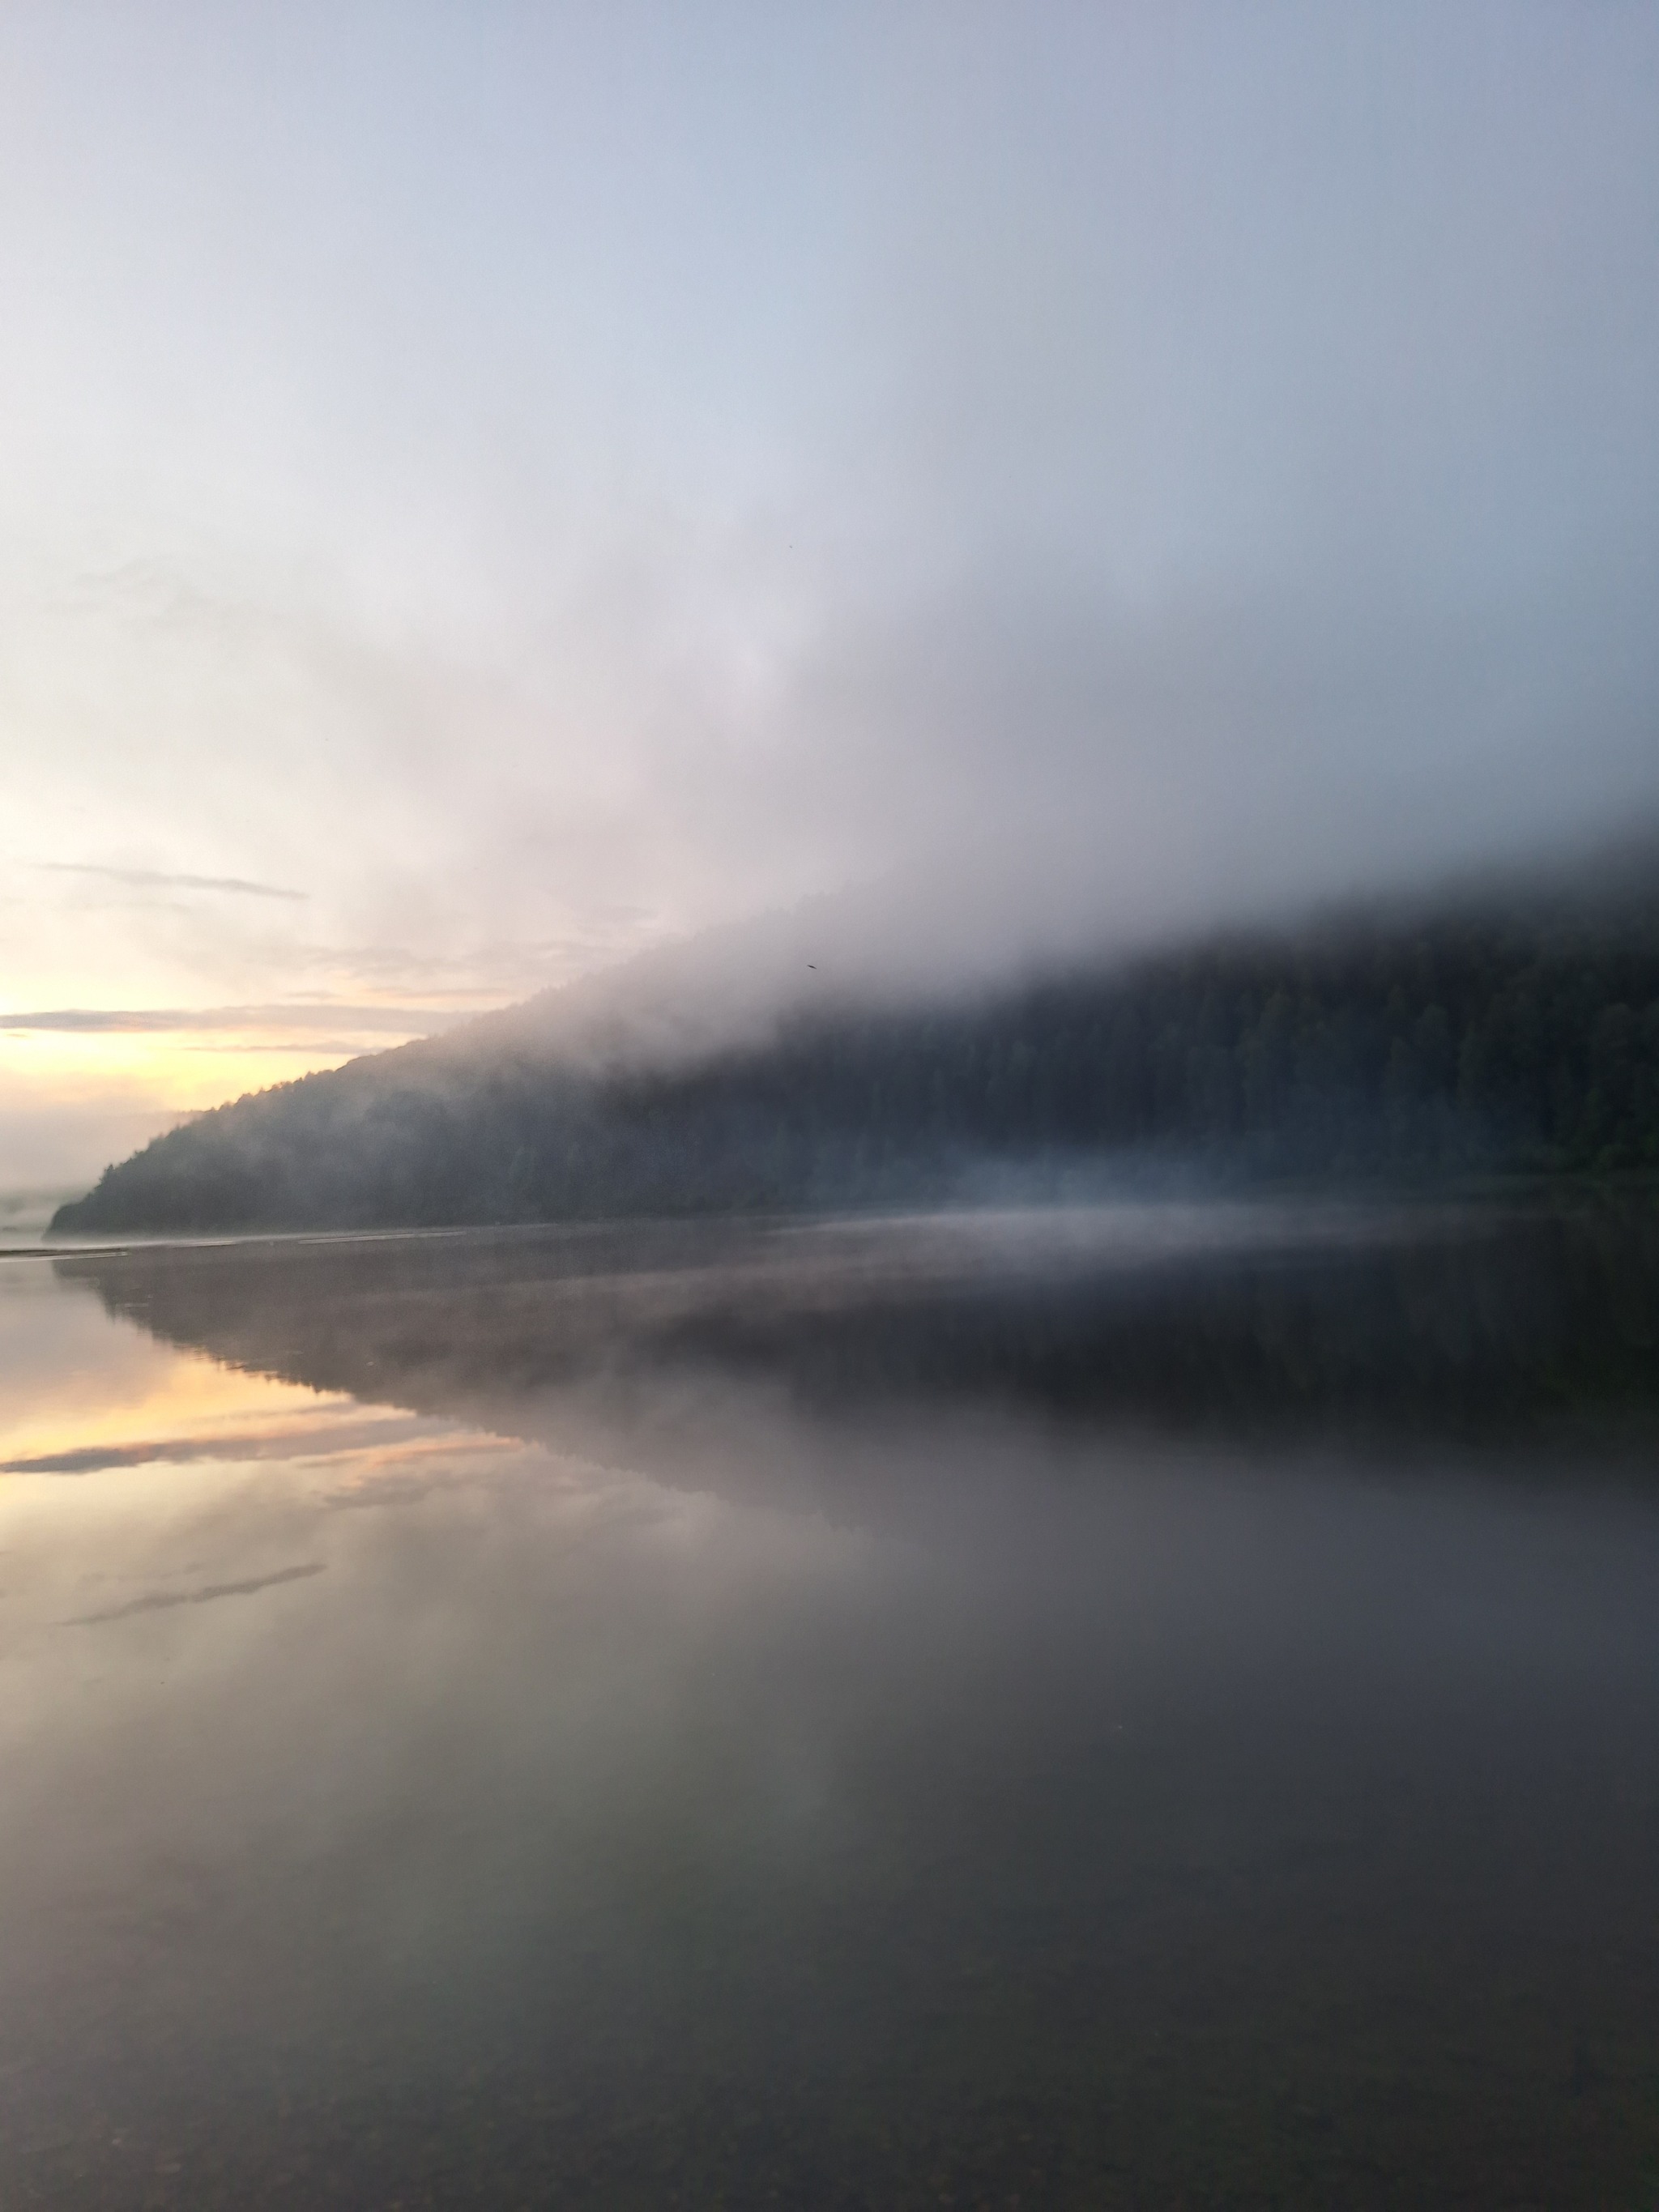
0 1012 468 1196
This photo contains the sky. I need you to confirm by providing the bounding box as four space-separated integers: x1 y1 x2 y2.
3 2 1658 1191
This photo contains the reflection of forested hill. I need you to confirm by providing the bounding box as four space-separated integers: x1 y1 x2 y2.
53 876 1659 1233
54 1200 1659 1456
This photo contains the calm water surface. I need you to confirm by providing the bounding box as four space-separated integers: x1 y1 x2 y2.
2 1200 1657 2207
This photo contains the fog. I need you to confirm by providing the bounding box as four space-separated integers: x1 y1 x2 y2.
7 23 1659 2169
5 3 1659 1186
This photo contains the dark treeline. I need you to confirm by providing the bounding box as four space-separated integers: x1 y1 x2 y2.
53 891 1659 1233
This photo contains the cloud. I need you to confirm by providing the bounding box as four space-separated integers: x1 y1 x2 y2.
0 1005 468 1035
35 863 308 901
63 1563 326 1625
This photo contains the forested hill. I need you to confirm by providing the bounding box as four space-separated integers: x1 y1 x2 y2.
51 884 1659 1234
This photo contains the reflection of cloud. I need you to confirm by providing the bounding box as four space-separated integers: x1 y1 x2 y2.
319 1475 446 1511
64 1562 325 1624
7 1440 218 1475
314 1432 529 1507
2 1417 446 1476
36 863 307 902
0 1358 405 1482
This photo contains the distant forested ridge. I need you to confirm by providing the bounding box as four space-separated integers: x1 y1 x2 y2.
51 882 1659 1234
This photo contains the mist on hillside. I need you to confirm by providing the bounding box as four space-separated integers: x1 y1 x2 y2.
12 13 1659 2208
9 3 1659 1204
49 837 1659 1236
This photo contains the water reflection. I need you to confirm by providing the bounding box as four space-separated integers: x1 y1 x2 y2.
50 1197 1659 1479
1 1202 1657 2206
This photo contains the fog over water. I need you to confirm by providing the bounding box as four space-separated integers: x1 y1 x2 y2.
2 1201 1657 2206
5 11 1659 2199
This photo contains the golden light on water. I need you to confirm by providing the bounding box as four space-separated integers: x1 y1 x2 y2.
0 1296 522 1504
0 1333 360 1473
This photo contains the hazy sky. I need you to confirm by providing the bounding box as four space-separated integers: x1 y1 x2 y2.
3 2 1658 1186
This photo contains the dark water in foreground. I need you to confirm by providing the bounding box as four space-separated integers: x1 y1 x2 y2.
2 1198 1657 2208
